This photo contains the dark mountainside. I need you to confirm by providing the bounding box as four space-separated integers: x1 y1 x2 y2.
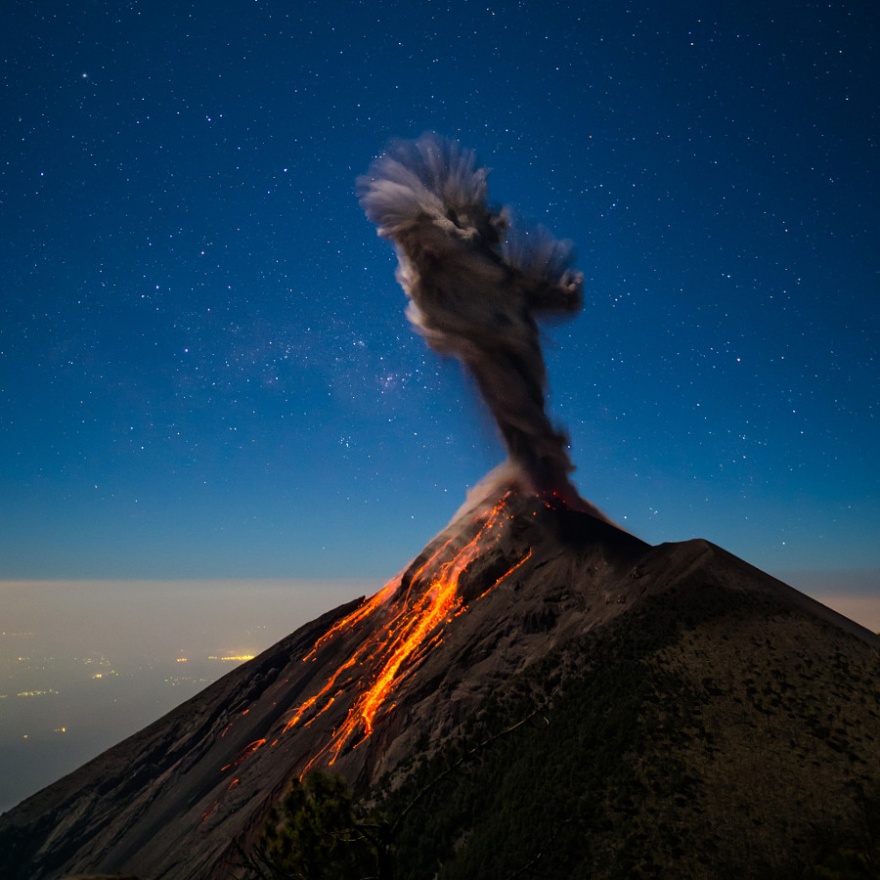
1 488 879 880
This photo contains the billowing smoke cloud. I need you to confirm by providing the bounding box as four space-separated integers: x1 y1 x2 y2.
357 134 591 510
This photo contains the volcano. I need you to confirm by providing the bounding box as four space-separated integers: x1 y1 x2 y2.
1 485 879 880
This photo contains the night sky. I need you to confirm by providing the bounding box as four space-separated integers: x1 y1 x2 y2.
2 0 877 583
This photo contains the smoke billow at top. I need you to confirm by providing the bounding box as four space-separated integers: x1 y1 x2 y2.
357 133 591 510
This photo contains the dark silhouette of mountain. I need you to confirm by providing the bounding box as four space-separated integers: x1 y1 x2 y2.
1 488 878 880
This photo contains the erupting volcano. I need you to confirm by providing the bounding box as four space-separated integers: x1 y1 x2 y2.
2 139 879 880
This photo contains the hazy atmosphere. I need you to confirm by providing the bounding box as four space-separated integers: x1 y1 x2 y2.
1 0 878 815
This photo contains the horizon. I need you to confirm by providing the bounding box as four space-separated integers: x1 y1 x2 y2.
0 577 376 814
2 567 878 815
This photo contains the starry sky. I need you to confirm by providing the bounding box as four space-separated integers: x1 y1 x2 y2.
1 0 878 583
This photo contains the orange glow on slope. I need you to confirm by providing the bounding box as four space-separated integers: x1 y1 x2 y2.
208 494 533 803
221 738 267 772
282 494 531 772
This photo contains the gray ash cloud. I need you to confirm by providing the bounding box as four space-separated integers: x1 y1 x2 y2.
358 134 588 508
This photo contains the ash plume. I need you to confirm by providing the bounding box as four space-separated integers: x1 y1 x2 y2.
358 133 595 511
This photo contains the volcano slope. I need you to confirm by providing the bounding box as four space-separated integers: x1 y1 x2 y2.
1 489 879 880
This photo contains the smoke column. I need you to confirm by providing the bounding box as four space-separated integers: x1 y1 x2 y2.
358 134 589 510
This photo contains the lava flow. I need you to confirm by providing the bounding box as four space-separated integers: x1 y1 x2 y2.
282 493 532 773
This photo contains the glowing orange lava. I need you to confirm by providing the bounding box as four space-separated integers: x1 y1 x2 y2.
221 738 267 772
209 494 532 802
282 494 530 772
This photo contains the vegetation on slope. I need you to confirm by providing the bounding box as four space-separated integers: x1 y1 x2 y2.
244 579 880 880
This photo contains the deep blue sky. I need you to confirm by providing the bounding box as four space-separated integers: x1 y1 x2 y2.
1 0 877 581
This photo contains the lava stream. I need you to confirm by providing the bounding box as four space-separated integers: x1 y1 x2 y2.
285 494 528 771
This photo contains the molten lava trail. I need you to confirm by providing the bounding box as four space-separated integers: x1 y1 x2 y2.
283 494 529 771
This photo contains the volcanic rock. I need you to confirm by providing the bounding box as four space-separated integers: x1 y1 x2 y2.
1 489 878 879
